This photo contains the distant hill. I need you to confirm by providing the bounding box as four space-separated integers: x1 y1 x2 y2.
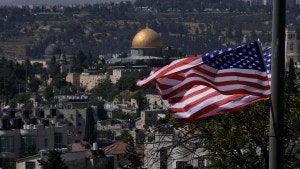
0 0 135 6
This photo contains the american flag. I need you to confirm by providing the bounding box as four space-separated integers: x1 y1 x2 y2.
263 47 272 77
137 42 271 122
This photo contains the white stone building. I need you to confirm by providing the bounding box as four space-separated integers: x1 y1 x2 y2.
145 94 169 109
143 132 210 169
16 146 114 169
135 109 166 129
66 72 108 90
0 123 68 168
286 27 300 75
0 103 97 168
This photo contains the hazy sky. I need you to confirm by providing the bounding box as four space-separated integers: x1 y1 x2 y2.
0 0 135 6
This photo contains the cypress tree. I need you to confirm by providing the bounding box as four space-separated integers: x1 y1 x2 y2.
287 58 297 94
38 150 68 169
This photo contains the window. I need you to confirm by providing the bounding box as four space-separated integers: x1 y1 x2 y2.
58 114 64 119
54 133 63 148
139 49 143 55
25 161 35 169
0 158 15 169
21 135 36 154
160 149 168 169
288 34 295 39
44 138 48 147
290 43 294 51
0 136 14 153
198 156 205 168
176 161 188 169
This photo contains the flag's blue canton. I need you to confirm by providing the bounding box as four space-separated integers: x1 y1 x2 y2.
202 41 266 72
263 47 271 75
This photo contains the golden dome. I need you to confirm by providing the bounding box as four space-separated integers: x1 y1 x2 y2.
132 28 163 49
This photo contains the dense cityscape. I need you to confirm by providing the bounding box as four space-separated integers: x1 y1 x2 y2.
0 0 300 169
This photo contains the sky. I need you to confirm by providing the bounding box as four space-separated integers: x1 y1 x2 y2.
0 0 135 6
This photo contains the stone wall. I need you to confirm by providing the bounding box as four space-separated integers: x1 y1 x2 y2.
66 73 108 90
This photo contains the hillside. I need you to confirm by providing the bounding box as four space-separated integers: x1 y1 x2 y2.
0 0 135 6
0 0 299 59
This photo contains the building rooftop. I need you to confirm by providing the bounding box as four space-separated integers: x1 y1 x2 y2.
103 141 128 156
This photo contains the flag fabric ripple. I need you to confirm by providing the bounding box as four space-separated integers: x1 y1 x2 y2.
137 42 271 122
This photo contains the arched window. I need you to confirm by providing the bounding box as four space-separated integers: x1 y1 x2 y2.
290 43 294 51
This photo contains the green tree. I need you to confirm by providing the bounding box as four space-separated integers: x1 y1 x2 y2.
43 86 54 102
51 75 69 90
28 77 42 93
21 144 37 157
8 98 17 108
93 100 108 120
125 139 142 169
202 100 270 168
22 100 34 109
0 57 26 103
38 150 68 169
71 50 88 73
83 51 94 68
168 93 300 169
91 79 118 101
85 107 96 143
287 58 297 94
16 92 31 105
133 91 147 113
120 131 142 169
48 56 61 78
116 76 138 91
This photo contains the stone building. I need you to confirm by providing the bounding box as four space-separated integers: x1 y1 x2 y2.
16 144 114 169
78 73 108 90
109 68 142 84
66 72 108 90
145 94 169 109
0 102 97 168
136 109 166 129
44 108 91 144
241 0 271 5
0 112 68 168
66 68 144 89
286 27 300 74
143 133 210 169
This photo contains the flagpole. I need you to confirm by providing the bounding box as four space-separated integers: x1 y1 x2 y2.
269 0 285 168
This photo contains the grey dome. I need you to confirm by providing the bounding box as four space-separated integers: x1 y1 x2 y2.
44 44 61 55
